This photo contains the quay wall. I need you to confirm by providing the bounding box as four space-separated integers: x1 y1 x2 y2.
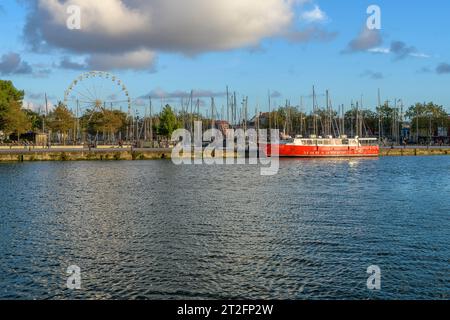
0 148 238 162
0 148 172 162
380 147 450 157
0 147 449 162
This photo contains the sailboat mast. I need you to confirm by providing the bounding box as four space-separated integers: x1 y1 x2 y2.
312 86 317 136
300 96 303 136
268 91 272 130
149 97 153 144
378 89 381 141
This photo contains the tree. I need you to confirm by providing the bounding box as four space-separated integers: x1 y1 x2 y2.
344 107 378 136
158 104 179 137
375 102 395 138
47 102 75 144
0 80 25 131
81 109 127 142
2 101 31 140
406 102 449 140
24 109 44 132
101 110 126 135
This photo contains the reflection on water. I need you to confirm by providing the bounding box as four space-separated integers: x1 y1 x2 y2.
0 157 449 299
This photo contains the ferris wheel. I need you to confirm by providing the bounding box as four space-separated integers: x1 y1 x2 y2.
64 71 131 118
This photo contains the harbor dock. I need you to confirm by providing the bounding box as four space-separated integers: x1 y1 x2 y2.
0 147 173 162
1 146 450 161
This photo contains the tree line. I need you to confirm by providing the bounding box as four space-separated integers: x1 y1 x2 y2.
259 101 448 142
1 79 449 144
0 80 181 144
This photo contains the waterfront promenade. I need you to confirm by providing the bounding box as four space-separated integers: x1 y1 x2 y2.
0 145 450 161
0 146 173 161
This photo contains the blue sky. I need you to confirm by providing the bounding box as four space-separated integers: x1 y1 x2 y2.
1 0 450 116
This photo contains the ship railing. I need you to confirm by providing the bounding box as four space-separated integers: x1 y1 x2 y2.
358 138 379 146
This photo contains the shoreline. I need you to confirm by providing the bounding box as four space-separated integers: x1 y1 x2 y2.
0 147 450 162
0 148 172 162
379 147 450 157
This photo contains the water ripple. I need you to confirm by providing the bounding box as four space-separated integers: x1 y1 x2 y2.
0 157 449 299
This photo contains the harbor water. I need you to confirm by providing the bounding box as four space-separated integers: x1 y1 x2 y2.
0 157 449 299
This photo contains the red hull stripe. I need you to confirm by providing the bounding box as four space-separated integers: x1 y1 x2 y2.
264 145 379 157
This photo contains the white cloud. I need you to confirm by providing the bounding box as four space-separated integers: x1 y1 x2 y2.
301 5 327 23
87 49 156 71
344 28 431 60
368 47 390 54
22 100 35 111
343 27 382 53
22 99 54 113
369 43 430 59
0 52 33 75
409 52 431 59
27 0 298 54
39 0 149 36
360 70 384 80
140 88 226 99
21 0 334 70
56 49 156 71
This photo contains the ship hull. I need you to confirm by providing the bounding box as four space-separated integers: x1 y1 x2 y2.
263 144 379 158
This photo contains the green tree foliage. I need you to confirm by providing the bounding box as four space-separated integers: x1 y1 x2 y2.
375 102 394 136
2 101 31 139
158 104 179 137
406 102 449 136
0 80 24 108
0 80 25 131
263 106 307 134
80 109 127 141
345 107 379 136
24 109 44 132
47 102 75 135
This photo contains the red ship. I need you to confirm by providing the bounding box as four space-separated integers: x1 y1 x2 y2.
263 135 379 158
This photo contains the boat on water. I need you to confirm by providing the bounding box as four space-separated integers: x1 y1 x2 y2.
263 135 379 158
